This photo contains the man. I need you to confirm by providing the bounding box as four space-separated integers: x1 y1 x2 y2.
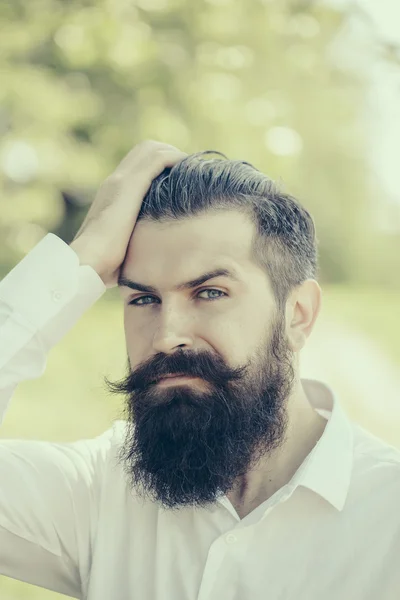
0 140 399 599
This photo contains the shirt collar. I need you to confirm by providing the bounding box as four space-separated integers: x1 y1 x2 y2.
215 378 354 515
291 378 354 511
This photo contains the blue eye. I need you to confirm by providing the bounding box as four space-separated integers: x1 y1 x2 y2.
129 296 157 306
128 288 226 306
197 289 225 301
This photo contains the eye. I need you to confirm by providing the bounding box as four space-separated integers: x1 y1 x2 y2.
128 295 159 306
197 288 226 301
128 288 226 306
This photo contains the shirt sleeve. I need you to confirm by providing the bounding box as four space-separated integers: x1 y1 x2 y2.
0 233 111 598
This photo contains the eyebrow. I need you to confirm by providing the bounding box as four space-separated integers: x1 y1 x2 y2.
117 268 241 294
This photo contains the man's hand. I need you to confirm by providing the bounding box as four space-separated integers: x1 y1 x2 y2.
70 140 187 288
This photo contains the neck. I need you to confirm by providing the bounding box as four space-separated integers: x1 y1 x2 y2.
226 380 327 519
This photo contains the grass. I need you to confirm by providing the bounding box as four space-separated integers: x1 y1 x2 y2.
321 284 400 366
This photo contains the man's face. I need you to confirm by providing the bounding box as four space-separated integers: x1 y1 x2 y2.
114 210 295 510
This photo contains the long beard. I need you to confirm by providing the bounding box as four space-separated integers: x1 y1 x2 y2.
104 319 295 511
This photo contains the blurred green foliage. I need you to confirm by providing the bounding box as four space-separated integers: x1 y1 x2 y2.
1 0 399 289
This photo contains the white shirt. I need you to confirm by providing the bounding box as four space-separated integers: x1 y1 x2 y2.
1 233 400 600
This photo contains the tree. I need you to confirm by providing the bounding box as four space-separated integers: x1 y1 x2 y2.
0 0 396 287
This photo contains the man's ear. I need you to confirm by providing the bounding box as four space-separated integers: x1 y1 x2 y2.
285 280 322 352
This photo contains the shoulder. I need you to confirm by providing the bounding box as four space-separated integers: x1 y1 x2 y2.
351 422 400 486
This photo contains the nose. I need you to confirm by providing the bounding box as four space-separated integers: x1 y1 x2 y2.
151 307 195 355
152 331 193 354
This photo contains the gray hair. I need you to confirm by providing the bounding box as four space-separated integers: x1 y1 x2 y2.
138 151 318 312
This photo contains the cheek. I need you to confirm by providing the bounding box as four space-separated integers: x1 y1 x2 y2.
205 303 268 362
235 313 271 356
123 311 146 360
123 306 152 335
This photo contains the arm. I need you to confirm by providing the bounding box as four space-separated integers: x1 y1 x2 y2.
0 141 186 596
0 233 109 597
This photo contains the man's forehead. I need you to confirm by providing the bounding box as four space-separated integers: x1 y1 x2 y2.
120 212 259 290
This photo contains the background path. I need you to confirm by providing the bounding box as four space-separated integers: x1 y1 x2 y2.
302 315 400 448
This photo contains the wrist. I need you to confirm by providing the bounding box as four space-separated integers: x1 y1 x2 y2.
69 238 100 272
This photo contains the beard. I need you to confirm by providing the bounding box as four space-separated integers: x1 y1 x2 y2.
103 312 295 511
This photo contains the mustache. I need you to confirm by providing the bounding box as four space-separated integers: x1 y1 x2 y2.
104 349 249 395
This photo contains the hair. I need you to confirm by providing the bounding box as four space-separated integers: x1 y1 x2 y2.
137 151 318 312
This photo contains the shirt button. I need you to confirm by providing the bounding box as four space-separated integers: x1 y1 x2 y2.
52 291 62 302
225 533 237 545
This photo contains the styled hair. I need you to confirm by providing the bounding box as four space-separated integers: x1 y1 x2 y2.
137 151 318 312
